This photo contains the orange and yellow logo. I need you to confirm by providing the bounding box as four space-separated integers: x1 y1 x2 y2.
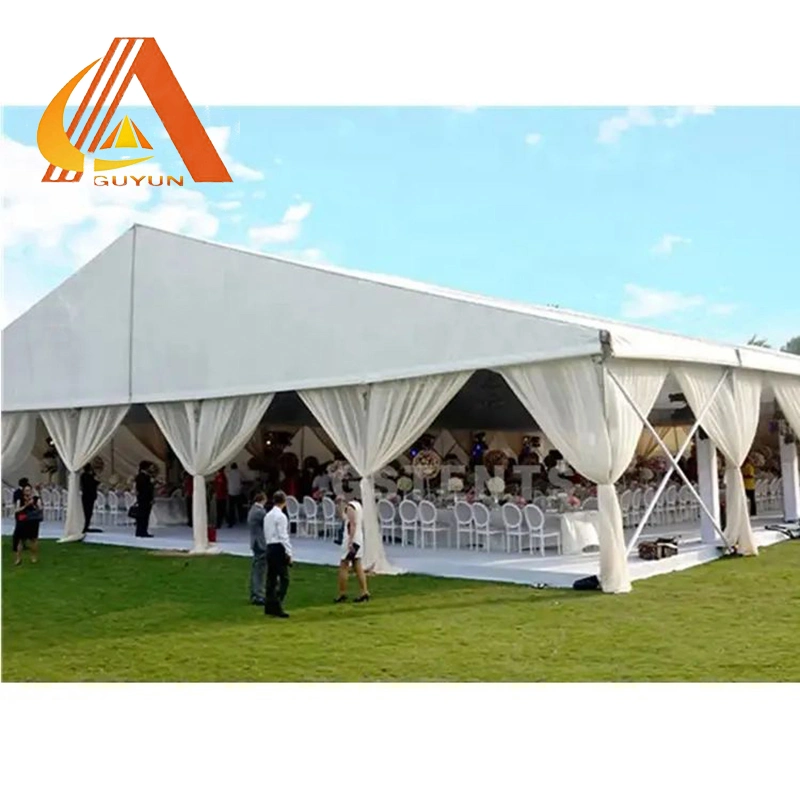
37 37 232 184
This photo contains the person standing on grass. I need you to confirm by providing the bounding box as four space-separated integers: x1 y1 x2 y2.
214 468 229 529
12 484 42 566
334 499 370 604
263 491 292 618
247 492 268 606
80 463 100 533
134 461 154 538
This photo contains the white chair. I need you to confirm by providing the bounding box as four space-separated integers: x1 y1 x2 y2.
453 501 474 549
398 499 418 547
630 488 643 526
3 487 14 517
60 489 69 521
107 491 122 526
471 502 504 552
581 496 598 511
755 479 768 515
664 484 678 524
94 491 107 526
502 503 529 553
377 498 398 545
302 496 320 537
321 496 339 540
417 500 449 549
123 491 137 526
524 503 560 556
285 495 302 534
40 487 54 521
619 489 632 527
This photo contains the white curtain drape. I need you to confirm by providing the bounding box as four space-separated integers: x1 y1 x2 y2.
675 366 762 555
2 412 37 475
500 358 667 593
40 405 130 541
147 394 273 552
773 376 800 437
300 371 472 574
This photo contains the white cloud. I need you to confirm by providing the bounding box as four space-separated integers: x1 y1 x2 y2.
253 190 267 200
524 132 543 146
662 106 715 129
216 200 242 211
1 134 220 325
248 202 313 247
651 234 691 256
598 106 715 144
708 303 738 316
621 284 705 319
205 126 264 181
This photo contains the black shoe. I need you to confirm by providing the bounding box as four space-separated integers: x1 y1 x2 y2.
251 597 265 606
135 533 154 538
276 611 290 618
334 595 348 603
353 594 371 603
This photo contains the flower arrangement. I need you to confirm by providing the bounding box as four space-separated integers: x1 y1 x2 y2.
515 495 528 508
566 495 581 509
639 467 654 483
484 449 508 472
108 474 121 489
447 477 464 492
412 449 442 479
487 476 506 496
397 476 413 493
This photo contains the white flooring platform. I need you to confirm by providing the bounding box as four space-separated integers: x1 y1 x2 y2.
4 515 790 589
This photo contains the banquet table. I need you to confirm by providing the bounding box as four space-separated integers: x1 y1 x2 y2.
150 496 188 527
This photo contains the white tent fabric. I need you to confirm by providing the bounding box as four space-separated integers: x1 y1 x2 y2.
636 425 691 459
147 394 274 552
2 412 36 475
284 426 334 466
4 225 799 416
40 405 130 542
500 358 667 593
97 424 165 485
772 376 800 437
300 371 472 574
675 366 762 555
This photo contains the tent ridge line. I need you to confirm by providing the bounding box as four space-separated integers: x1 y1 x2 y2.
127 225 137 405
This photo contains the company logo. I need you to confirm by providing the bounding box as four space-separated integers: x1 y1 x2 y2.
37 37 232 184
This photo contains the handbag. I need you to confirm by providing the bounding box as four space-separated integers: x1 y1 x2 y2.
127 504 139 519
333 522 344 546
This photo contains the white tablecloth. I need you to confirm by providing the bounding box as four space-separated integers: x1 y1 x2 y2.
560 510 600 555
150 497 188 527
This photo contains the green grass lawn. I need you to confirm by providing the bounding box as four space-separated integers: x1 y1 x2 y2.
3 536 799 681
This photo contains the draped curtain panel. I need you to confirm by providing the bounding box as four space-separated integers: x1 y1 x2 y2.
40 405 130 541
500 358 667 593
300 371 472 574
675 366 762 555
2 412 37 475
147 394 273 552
773 376 800 437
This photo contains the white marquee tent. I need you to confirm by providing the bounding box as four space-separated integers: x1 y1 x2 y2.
3 224 800 593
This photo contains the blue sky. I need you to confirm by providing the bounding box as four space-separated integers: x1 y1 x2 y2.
2 105 799 347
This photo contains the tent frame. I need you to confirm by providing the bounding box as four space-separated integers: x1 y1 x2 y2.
604 366 731 555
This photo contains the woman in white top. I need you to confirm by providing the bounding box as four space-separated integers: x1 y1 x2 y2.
334 499 370 603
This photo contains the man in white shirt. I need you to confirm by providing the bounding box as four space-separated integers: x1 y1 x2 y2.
263 491 292 618
227 463 243 527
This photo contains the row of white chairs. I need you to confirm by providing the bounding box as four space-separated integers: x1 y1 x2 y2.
756 478 783 513
382 498 559 555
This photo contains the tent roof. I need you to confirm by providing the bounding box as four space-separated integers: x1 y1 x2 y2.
3 224 799 412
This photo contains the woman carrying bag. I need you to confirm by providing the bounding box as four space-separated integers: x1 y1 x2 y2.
12 484 43 566
334 499 370 604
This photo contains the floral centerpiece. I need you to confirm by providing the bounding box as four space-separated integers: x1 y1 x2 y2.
487 476 505 498
412 449 442 480
447 476 464 493
397 476 414 496
484 449 508 473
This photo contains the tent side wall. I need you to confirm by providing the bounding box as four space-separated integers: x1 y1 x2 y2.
1 230 135 412
127 226 604 403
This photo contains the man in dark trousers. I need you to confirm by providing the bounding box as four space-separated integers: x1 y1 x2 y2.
134 461 154 538
247 493 268 606
80 464 100 533
263 491 292 618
